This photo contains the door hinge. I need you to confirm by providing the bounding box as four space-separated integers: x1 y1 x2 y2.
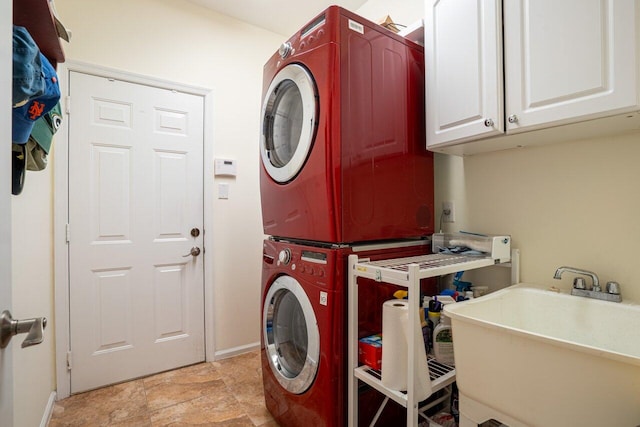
65 96 71 114
65 223 70 243
66 351 72 371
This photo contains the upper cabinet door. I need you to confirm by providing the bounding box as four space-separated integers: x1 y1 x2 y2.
504 0 638 133
425 0 504 147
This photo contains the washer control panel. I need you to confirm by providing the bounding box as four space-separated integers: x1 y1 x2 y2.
275 246 328 278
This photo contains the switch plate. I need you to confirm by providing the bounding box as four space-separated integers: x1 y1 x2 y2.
442 201 455 223
218 183 229 199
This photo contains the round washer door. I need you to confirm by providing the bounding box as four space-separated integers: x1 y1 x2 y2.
260 64 317 183
263 275 320 394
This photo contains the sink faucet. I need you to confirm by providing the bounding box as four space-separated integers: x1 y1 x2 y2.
553 266 621 302
553 266 600 290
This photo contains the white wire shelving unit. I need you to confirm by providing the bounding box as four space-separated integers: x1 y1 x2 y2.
347 250 519 427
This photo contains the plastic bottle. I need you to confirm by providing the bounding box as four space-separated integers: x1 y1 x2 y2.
433 312 455 365
427 309 441 326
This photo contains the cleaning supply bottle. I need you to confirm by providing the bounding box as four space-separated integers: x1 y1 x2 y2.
422 296 433 354
433 311 455 365
427 297 441 326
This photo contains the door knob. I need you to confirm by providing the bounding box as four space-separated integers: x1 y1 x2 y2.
0 310 47 349
182 247 201 257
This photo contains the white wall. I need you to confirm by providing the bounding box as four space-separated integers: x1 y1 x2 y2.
455 133 640 301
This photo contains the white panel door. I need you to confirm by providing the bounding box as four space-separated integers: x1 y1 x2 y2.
68 72 205 393
504 0 638 132
425 0 503 147
1 3 14 424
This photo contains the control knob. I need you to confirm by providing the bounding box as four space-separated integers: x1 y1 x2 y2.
279 42 293 59
278 249 292 265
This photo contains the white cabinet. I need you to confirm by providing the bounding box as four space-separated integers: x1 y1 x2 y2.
425 0 503 146
425 0 640 155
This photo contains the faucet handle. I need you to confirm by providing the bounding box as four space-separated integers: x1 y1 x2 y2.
573 277 586 290
606 281 621 295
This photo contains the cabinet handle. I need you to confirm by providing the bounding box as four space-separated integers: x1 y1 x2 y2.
484 118 494 127
508 114 519 124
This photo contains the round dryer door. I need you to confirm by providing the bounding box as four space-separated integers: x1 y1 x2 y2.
260 64 317 183
263 275 320 394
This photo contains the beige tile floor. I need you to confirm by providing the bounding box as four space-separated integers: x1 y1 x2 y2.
48 350 278 427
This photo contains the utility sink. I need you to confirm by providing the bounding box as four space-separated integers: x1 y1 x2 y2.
444 283 640 427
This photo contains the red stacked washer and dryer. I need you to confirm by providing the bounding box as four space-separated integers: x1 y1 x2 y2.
259 6 434 427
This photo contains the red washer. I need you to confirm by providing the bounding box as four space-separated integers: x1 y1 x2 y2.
261 238 435 427
260 6 434 244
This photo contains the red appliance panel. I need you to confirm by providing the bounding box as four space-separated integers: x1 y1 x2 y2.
260 36 340 242
260 238 434 427
260 6 433 244
340 16 433 242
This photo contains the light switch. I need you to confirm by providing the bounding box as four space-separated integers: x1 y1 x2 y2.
218 183 229 199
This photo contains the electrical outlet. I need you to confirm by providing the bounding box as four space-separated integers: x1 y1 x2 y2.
442 201 455 223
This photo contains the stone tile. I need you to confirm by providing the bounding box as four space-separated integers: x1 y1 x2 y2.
239 398 275 427
256 419 280 427
149 392 244 426
49 380 148 427
143 363 225 411
48 352 271 427
227 376 264 405
210 415 256 426
109 414 153 426
213 352 263 387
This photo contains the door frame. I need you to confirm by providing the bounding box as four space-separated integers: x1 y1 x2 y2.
53 61 215 399
1 2 14 423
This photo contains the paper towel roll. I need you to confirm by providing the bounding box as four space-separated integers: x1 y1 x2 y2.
381 299 431 400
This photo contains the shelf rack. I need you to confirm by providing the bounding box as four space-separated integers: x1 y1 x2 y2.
347 252 513 427
14 0 66 67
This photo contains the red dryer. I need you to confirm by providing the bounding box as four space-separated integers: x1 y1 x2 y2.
259 6 434 244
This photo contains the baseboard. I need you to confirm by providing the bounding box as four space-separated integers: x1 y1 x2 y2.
212 341 260 361
40 391 57 427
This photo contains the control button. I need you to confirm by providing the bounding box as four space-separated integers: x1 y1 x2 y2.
299 41 306 50
308 36 315 44
318 29 325 38
308 267 314 276
318 269 325 277
278 249 292 265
